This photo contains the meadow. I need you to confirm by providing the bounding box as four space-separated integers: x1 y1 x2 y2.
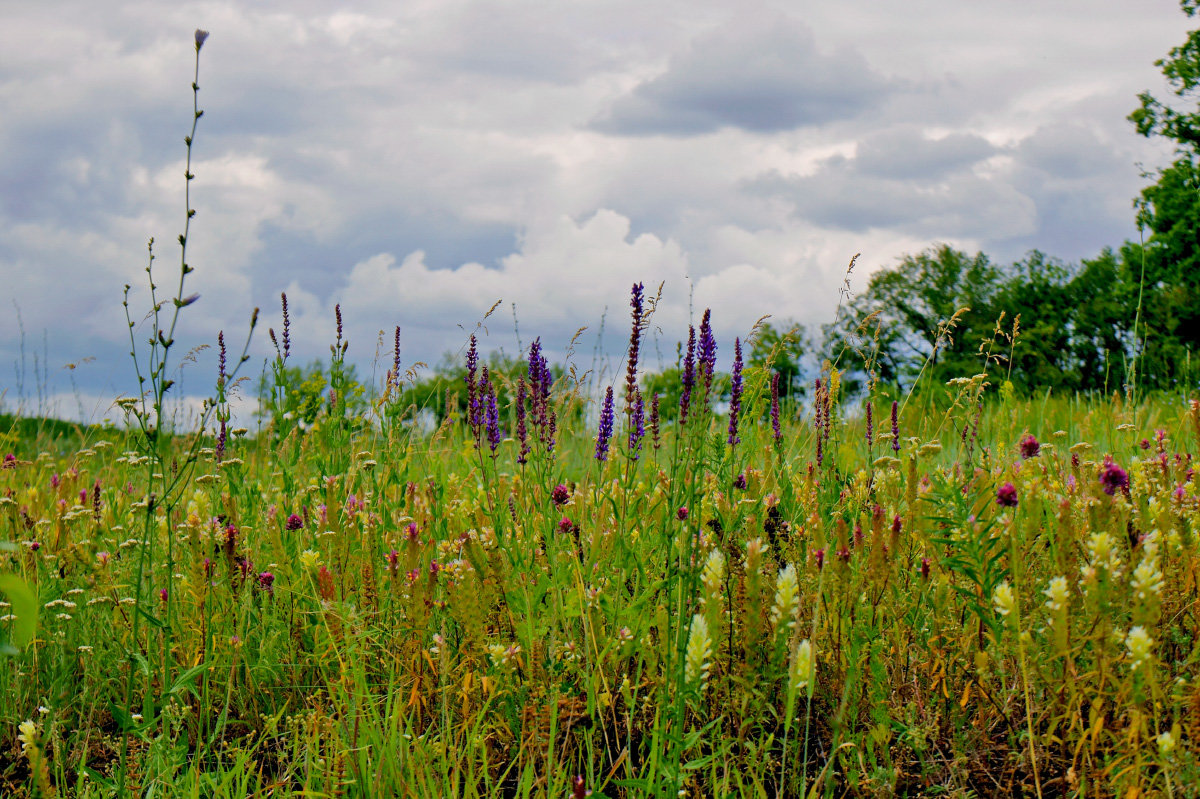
4 30 1200 799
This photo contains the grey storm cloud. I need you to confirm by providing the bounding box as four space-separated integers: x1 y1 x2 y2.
592 14 894 136
746 128 1021 238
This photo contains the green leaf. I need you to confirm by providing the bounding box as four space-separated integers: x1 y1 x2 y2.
167 661 210 699
0 574 37 653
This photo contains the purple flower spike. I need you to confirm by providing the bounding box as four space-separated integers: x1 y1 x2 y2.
625 283 645 416
285 513 304 531
628 389 646 460
680 325 696 424
891 401 900 453
727 337 743 446
996 481 1019 507
595 386 615 462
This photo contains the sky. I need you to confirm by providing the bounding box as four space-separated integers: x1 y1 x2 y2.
0 0 1192 423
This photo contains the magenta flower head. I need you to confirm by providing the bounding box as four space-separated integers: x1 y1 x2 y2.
551 484 571 506
676 505 689 521
1019 434 1040 459
257 572 275 595
1099 458 1130 496
285 513 304 531
996 481 1018 507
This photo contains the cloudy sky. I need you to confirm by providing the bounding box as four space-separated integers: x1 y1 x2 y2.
0 0 1191 421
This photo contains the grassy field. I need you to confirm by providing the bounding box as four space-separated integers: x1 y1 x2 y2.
4 32 1200 799
2 330 1199 797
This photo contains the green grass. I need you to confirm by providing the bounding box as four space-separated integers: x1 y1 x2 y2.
2 379 1199 797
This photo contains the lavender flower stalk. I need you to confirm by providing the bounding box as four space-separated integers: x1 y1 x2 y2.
391 326 401 394
727 337 743 446
281 292 291 360
625 282 644 417
680 325 696 424
485 384 501 456
465 335 479 436
770 372 782 446
595 386 615 462
628 388 646 460
698 309 717 413
515 377 530 465
891 400 900 453
865 400 874 451
650 392 661 450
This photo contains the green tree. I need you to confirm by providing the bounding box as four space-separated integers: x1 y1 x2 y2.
823 245 999 393
1128 0 1200 389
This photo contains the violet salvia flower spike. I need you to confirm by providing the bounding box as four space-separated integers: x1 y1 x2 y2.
628 388 646 460
485 382 501 456
865 399 874 451
465 335 479 434
595 386 615 462
280 292 291 360
891 400 900 453
516 376 530 465
680 325 696 424
698 309 717 411
727 337 743 446
625 282 645 417
650 392 661 450
770 372 782 446
391 326 401 393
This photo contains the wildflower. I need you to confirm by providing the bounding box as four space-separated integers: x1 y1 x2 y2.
701 548 725 594
814 548 825 570
96 551 111 567
993 581 1016 618
17 719 36 753
558 517 576 536
595 387 615 462
1044 576 1070 612
770 564 799 633
1086 531 1118 569
625 282 645 415
1019 433 1040 459
676 505 689 521
679 325 696 423
627 388 645 459
1125 626 1153 670
789 639 814 695
771 372 783 445
1099 458 1130 496
891 401 900 453
733 472 747 490
727 337 743 446
159 588 168 604
572 775 590 799
257 572 275 595
285 513 304 531
1158 731 1177 757
684 614 713 691
194 29 209 49
996 482 1018 507
1131 559 1164 602
300 549 321 571
920 557 931 581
